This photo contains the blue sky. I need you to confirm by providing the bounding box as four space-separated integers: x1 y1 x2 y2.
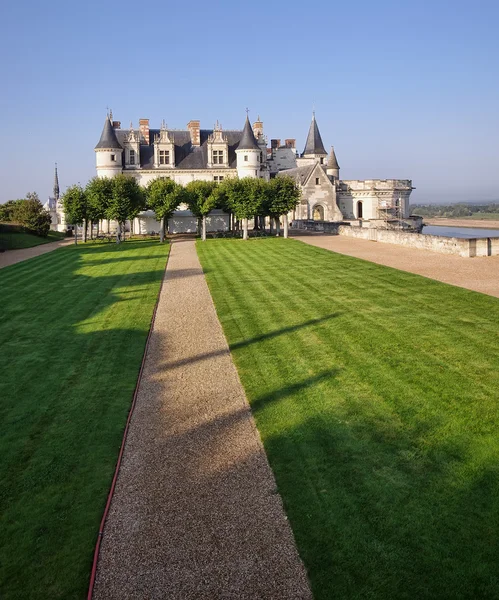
1 0 497 204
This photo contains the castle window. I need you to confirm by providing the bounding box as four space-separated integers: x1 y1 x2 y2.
129 149 135 165
159 150 170 165
260 152 263 163
315 177 320 185
214 176 224 183
320 157 324 164
111 154 116 162
212 150 224 164
244 155 248 162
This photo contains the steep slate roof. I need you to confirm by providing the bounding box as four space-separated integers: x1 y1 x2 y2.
302 114 327 156
95 117 123 150
327 146 340 169
116 128 247 170
237 116 260 150
277 164 316 186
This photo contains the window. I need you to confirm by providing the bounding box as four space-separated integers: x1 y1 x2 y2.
214 176 224 183
260 151 263 163
110 154 116 162
315 177 320 185
244 155 248 162
212 150 224 164
320 157 324 164
159 150 170 165
129 149 135 165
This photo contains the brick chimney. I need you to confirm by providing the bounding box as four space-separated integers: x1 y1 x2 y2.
253 117 263 138
187 120 201 146
285 139 296 148
139 118 150 145
112 121 121 129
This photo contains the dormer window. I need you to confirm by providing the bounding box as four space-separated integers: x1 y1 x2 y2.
212 150 224 164
129 149 135 165
159 150 170 165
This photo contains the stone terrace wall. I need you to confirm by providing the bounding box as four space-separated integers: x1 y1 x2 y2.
337 226 499 257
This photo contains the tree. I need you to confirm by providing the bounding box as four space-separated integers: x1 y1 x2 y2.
184 180 218 241
147 178 185 242
62 185 88 244
267 177 301 238
0 200 23 223
11 193 52 237
85 177 114 237
221 178 262 240
108 175 145 243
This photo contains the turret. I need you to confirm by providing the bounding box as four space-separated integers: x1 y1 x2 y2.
326 146 340 181
301 112 327 165
236 115 261 179
94 114 123 178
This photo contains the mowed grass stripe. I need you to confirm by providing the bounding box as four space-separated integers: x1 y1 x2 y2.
0 240 169 600
197 238 499 600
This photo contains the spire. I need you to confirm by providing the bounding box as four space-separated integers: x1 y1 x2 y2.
302 113 327 156
327 146 340 170
95 115 122 150
238 115 260 150
53 163 60 201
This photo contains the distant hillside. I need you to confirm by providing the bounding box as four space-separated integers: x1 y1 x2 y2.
410 202 499 219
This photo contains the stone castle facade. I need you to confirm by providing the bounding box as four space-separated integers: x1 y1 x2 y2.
49 112 417 233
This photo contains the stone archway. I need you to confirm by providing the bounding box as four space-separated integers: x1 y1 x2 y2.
313 205 325 221
357 201 363 219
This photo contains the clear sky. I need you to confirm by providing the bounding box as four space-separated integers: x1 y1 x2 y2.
1 0 497 204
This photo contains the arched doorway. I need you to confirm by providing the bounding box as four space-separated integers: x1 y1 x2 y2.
357 201 363 219
313 205 325 221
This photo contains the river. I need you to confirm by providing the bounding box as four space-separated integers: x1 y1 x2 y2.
422 225 499 239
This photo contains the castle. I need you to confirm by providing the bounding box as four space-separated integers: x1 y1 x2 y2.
49 112 418 233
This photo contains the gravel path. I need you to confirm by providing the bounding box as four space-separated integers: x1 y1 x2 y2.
292 231 499 298
92 238 311 599
0 238 72 269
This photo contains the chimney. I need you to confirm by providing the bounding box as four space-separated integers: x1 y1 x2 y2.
285 139 296 149
112 121 121 129
187 120 201 146
253 117 263 138
271 139 281 149
139 118 150 145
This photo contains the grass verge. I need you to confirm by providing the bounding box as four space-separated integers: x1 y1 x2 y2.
0 240 169 599
197 238 499 600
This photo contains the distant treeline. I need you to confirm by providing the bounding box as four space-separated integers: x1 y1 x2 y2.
410 202 499 218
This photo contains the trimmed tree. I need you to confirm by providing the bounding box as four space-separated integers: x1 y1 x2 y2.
85 177 113 238
147 178 185 242
11 193 52 237
185 180 218 241
267 176 301 238
222 178 263 240
62 185 88 244
108 174 145 243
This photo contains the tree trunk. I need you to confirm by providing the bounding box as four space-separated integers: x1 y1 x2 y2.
83 219 87 243
243 218 248 240
160 217 165 243
228 212 232 232
276 216 281 237
269 217 273 235
254 216 259 230
116 222 121 244
96 220 99 237
202 215 207 241
74 224 78 245
283 214 289 238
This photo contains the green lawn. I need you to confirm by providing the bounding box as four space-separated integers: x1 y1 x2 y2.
0 228 66 250
0 240 169 599
197 238 499 600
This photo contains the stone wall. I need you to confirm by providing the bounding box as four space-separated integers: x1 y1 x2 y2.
337 225 499 257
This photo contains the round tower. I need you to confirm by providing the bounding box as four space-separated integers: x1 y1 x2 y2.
236 116 261 179
326 146 340 181
95 115 123 178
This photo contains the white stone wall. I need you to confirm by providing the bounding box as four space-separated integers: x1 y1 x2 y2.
95 149 123 178
268 147 297 174
236 148 260 179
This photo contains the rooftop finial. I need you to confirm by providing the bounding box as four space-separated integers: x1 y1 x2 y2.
109 108 113 121
245 107 249 116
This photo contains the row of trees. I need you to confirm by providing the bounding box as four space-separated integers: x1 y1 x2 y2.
62 174 301 243
0 193 52 237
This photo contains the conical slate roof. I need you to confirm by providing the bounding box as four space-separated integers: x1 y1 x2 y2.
95 116 122 150
302 114 326 156
237 116 260 150
327 146 340 169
